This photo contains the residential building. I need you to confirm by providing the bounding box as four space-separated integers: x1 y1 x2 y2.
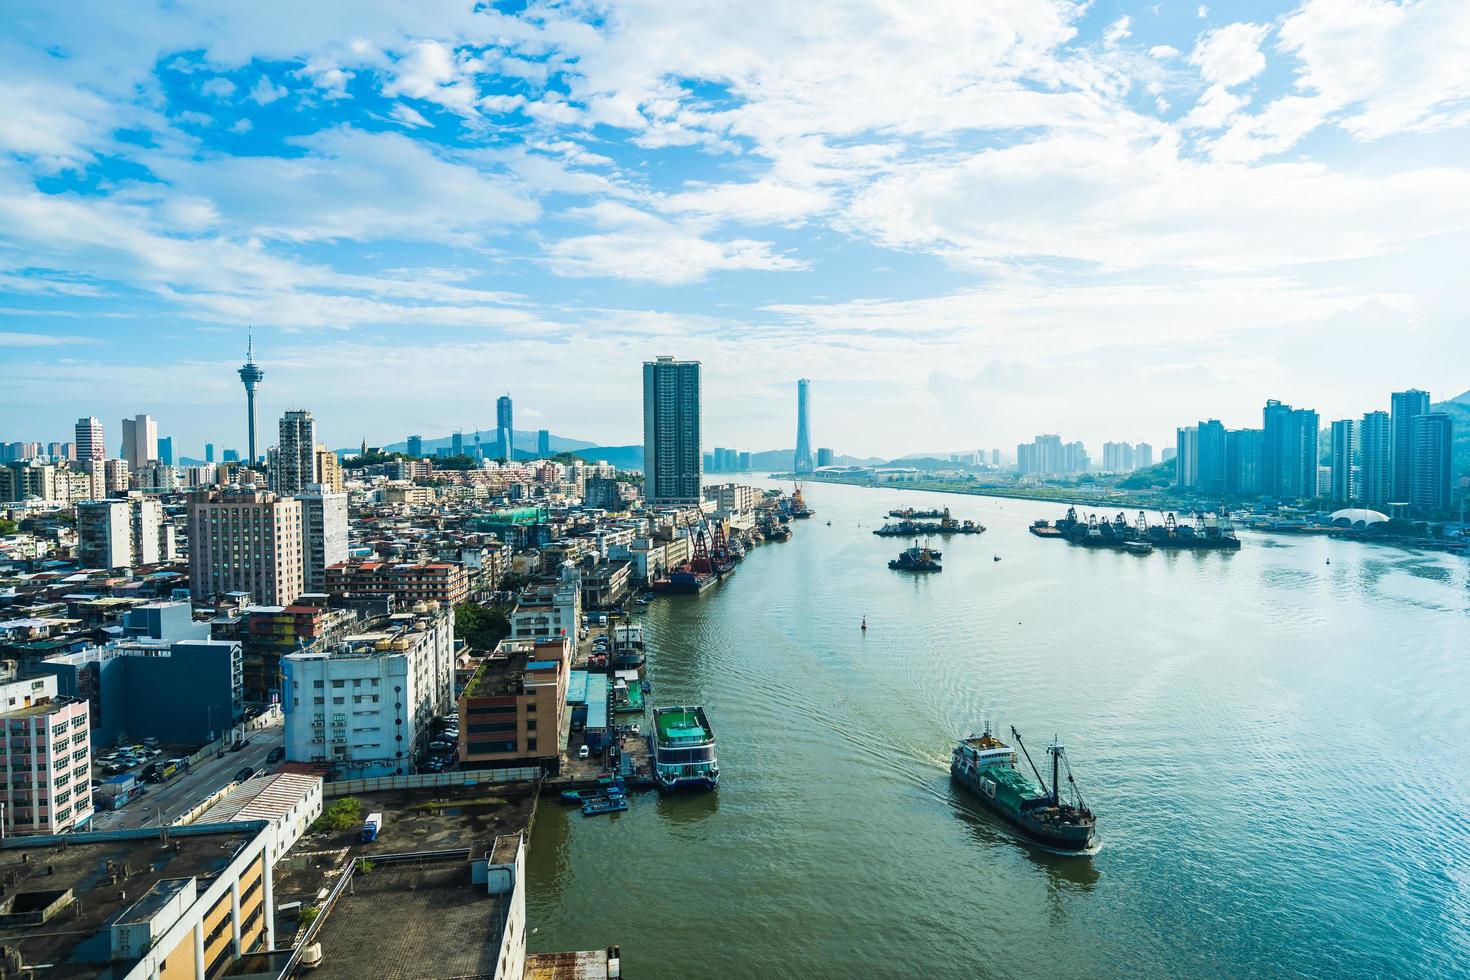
509 563 582 642
324 560 470 606
537 428 550 457
0 674 92 835
497 394 514 460
704 483 759 515
1390 388 1431 501
817 447 834 468
384 484 435 506
297 486 349 594
239 603 356 703
157 436 173 465
459 636 570 773
1196 420 1227 495
1330 419 1356 504
1224 429 1263 496
1174 426 1197 488
281 604 455 777
1262 399 1319 500
120 414 157 471
76 495 173 569
1409 412 1453 512
187 487 305 606
315 444 343 492
643 356 703 505
794 378 814 474
406 434 424 457
1358 410 1391 509
2 460 57 502
0 819 279 977
75 416 105 463
274 409 317 495
584 475 625 510
205 442 215 463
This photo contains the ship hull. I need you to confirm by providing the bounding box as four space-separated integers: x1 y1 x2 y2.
951 764 1095 852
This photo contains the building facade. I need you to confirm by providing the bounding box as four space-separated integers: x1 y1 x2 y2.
120 414 157 472
281 605 455 776
643 356 703 505
187 488 305 606
497 394 514 460
459 637 569 772
793 378 813 474
324 560 470 606
274 409 318 496
1330 419 1357 504
1389 388 1431 502
0 674 92 835
75 416 105 463
296 487 349 594
1409 412 1453 512
76 495 172 569
1358 410 1391 509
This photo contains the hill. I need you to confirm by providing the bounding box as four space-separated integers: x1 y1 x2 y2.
1431 389 1470 478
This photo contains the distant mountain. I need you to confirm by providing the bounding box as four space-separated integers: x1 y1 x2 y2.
345 428 599 458
1431 389 1470 477
569 445 643 470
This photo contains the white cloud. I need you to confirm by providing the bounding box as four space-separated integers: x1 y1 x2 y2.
0 331 95 346
389 104 431 128
249 76 288 105
201 77 236 98
545 203 807 284
1104 17 1132 47
1150 45 1181 60
1189 23 1269 87
382 40 479 116
228 119 252 134
1182 84 1248 130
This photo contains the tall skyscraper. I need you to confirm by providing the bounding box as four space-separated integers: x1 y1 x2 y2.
1224 429 1262 495
1409 412 1453 512
1261 399 1318 499
643 356 702 505
1175 426 1198 488
497 395 513 461
188 487 304 604
1329 419 1356 504
205 442 215 463
157 436 173 465
407 434 423 457
238 334 265 464
1197 420 1226 494
817 447 834 468
1390 389 1431 501
75 417 105 462
275 409 318 496
1358 411 1391 509
451 431 464 457
1136 443 1153 469
537 429 551 457
296 485 349 594
120 414 157 470
793 378 813 474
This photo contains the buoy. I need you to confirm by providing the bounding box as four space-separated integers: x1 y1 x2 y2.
861 617 867 631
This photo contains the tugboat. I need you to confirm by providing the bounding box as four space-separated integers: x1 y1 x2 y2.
651 706 719 791
951 723 1096 853
889 540 942 572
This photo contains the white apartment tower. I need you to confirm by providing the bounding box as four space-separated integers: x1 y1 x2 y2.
75 417 105 463
296 485 349 594
0 674 93 835
120 414 158 471
76 495 173 569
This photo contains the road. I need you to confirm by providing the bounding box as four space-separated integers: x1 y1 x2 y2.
90 719 285 830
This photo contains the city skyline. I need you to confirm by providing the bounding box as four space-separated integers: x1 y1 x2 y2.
2 2 1469 455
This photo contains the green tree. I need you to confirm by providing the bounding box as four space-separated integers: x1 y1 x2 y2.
455 602 511 651
0 517 18 536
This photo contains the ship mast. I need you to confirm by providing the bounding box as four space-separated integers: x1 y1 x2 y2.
1011 726 1050 798
1050 738 1061 807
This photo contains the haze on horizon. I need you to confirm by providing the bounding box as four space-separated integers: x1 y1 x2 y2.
1 1 1467 459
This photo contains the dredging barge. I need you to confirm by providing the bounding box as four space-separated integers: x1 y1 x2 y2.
951 724 1096 853
1037 507 1241 551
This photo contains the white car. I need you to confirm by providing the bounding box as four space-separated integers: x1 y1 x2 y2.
578 745 590 760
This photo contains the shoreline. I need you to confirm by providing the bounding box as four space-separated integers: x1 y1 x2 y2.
772 474 1192 514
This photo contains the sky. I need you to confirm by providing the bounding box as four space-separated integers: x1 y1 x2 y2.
1 0 1468 460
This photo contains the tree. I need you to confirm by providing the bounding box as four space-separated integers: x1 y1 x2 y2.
0 517 17 536
455 602 511 651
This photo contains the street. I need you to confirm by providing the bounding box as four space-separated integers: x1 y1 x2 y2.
89 718 285 830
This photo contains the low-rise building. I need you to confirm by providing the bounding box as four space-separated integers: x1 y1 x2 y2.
192 771 323 865
76 495 175 569
508 563 581 642
325 559 470 607
459 637 570 773
0 673 92 835
281 603 455 777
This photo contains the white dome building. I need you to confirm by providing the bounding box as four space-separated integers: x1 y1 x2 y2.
1329 508 1390 528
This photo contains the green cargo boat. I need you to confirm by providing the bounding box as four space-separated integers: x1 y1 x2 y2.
950 724 1097 853
651 705 719 791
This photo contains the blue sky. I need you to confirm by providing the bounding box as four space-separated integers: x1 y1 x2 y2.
2 0 1468 459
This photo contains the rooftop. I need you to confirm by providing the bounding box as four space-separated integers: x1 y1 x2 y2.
0 823 263 979
195 772 320 825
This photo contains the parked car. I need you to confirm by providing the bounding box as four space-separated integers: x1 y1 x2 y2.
266 746 285 763
230 739 250 752
578 744 590 760
428 740 454 752
235 767 256 782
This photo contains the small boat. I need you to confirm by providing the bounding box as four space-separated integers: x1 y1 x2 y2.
581 795 630 817
641 679 652 694
560 779 627 804
890 540 942 572
993 555 1001 562
951 723 1096 853
1123 541 1153 554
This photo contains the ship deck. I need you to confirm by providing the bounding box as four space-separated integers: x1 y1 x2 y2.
654 708 712 744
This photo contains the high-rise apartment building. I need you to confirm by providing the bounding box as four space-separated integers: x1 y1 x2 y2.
1261 400 1319 499
296 486 349 594
1329 419 1356 504
1224 429 1262 495
1175 426 1198 488
407 434 423 457
1196 420 1227 494
451 431 464 457
497 394 514 461
187 488 305 606
75 417 105 462
1358 411 1391 509
643 356 703 505
274 409 318 496
537 429 551 457
157 436 173 465
1409 412 1453 512
817 447 834 468
0 674 92 836
1390 389 1431 502
120 414 157 470
77 495 173 568
793 378 813 474
205 442 215 463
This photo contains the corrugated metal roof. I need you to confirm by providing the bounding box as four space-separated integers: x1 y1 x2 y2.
195 771 320 825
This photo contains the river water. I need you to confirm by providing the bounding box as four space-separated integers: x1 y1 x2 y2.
527 481 1470 979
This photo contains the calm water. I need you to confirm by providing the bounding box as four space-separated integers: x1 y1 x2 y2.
528 482 1470 979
